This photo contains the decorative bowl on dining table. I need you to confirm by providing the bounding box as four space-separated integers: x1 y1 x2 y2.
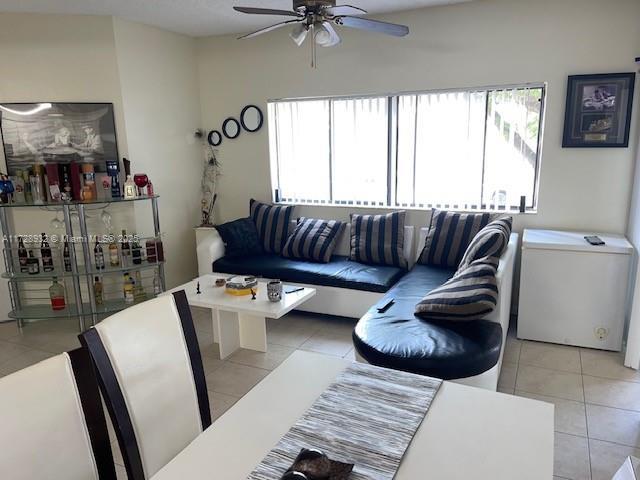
282 448 354 480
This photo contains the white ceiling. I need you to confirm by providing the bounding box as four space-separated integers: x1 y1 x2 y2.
0 0 470 37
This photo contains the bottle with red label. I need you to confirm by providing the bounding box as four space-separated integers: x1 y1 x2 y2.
49 277 66 311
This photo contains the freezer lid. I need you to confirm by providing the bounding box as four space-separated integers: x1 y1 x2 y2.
522 229 633 254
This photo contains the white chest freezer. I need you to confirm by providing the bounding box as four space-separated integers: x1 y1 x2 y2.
517 229 633 351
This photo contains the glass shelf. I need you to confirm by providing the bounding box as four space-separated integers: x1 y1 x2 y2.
2 261 164 280
9 295 159 320
0 195 159 209
1 187 165 331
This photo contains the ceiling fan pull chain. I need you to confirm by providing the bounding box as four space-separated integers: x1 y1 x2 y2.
311 23 317 68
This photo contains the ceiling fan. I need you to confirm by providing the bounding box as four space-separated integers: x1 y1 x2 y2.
233 1 410 67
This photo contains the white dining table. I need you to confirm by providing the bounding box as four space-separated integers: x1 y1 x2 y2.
151 351 553 480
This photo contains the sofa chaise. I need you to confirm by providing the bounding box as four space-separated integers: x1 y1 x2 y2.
353 230 518 391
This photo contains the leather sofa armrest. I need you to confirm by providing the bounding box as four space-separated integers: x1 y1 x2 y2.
195 227 225 277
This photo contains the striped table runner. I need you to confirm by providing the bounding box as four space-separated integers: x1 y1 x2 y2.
247 362 442 480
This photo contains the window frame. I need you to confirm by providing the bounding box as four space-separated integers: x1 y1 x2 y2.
268 82 546 213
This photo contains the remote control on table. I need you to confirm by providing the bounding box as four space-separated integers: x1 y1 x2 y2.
584 235 605 246
377 299 395 313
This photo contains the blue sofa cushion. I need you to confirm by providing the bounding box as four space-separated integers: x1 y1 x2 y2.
418 209 492 268
215 217 263 258
213 254 405 293
250 199 295 254
458 216 512 271
350 212 408 269
282 218 345 263
415 257 499 321
353 264 503 379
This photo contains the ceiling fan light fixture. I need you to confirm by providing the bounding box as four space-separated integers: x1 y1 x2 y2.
314 22 340 47
290 23 309 46
234 1 408 67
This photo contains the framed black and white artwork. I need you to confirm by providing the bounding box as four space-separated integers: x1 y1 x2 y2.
0 102 119 173
562 73 635 148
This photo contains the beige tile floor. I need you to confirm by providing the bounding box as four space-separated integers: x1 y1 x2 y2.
499 333 640 480
0 311 638 480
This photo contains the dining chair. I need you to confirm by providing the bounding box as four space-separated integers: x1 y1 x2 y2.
0 348 116 480
80 290 211 480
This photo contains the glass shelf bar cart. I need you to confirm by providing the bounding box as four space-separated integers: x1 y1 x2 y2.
0 195 166 332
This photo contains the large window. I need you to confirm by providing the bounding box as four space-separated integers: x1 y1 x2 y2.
268 84 545 211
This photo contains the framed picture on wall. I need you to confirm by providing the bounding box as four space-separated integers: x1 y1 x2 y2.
0 102 119 173
562 72 635 148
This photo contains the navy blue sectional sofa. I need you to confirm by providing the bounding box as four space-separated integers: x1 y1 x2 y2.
196 225 517 390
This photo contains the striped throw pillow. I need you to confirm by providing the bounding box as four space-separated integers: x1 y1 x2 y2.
415 257 499 321
282 218 345 263
458 216 513 271
249 199 295 254
350 212 407 268
418 209 492 267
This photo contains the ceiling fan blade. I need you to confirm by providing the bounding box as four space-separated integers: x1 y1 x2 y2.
233 6 301 17
335 16 409 37
324 5 367 16
238 19 303 39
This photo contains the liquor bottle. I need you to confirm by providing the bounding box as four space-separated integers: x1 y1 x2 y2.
109 235 119 267
121 230 130 267
146 180 154 196
122 272 129 296
123 175 137 199
41 233 54 272
94 240 105 270
140 242 147 263
122 158 136 199
133 271 146 303
153 269 163 295
82 163 97 200
60 163 73 201
146 238 164 263
63 239 72 272
49 277 66 311
132 235 142 265
93 276 103 306
32 164 45 204
105 160 121 199
18 236 28 273
123 272 134 303
11 172 25 203
27 250 40 275
21 169 33 203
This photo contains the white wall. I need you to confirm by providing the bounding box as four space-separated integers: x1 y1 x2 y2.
0 13 128 170
112 17 203 287
196 0 640 236
625 123 640 368
0 14 203 319
0 14 130 319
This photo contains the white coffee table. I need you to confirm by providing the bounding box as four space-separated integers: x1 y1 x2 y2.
164 274 316 359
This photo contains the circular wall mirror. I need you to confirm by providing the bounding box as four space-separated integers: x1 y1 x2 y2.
240 105 264 133
222 117 241 139
207 130 222 147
